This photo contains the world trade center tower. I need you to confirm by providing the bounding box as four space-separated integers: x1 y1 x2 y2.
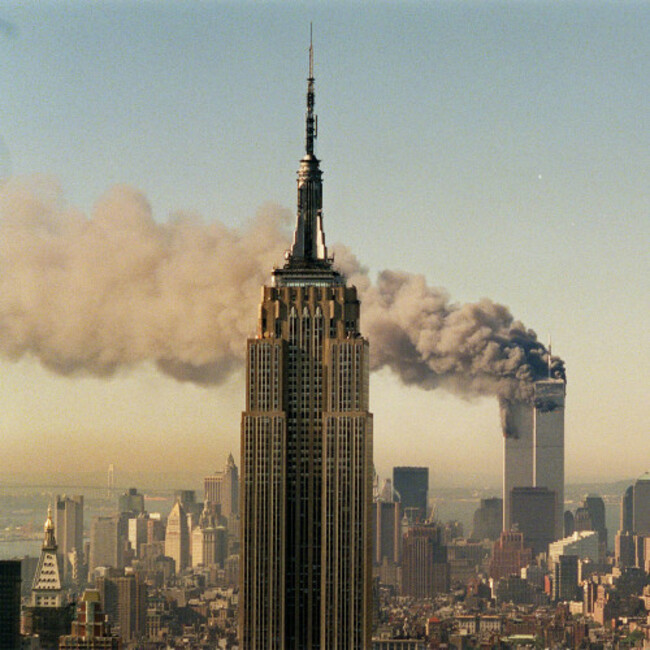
240 41 373 649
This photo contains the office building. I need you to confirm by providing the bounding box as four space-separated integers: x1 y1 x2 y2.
97 573 146 643
118 488 144 516
59 589 121 649
548 531 599 567
510 486 556 556
489 530 532 580
401 525 450 598
471 497 503 541
55 494 84 583
192 504 228 568
89 515 128 576
573 494 607 561
615 531 636 568
240 41 373 649
373 480 401 566
393 466 429 522
165 499 190 574
128 514 149 559
0 560 21 649
564 510 575 537
620 484 634 533
553 555 579 602
204 452 239 519
583 495 607 545
633 472 650 535
503 378 566 539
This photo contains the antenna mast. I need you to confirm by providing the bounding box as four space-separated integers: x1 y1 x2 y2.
305 23 316 155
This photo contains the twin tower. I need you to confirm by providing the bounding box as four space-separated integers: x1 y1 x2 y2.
239 40 373 649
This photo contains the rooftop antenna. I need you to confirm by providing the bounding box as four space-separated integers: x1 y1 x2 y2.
305 23 317 155
309 22 314 79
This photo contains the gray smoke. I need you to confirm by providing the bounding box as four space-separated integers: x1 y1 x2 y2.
0 179 565 407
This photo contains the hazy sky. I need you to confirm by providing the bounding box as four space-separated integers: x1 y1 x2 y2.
0 1 648 490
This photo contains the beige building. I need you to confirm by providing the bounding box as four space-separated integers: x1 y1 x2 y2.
240 42 373 649
165 500 189 574
204 452 239 519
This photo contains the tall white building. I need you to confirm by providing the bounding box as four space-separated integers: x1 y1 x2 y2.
503 378 566 540
548 530 599 567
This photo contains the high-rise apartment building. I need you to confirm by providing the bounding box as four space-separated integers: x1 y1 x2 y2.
393 466 429 522
240 41 373 649
503 378 566 539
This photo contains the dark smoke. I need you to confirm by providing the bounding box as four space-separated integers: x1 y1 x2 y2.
0 178 565 414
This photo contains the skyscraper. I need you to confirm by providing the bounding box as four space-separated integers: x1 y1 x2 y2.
0 560 21 649
510 486 556 556
24 507 74 649
632 472 650 536
204 452 239 519
165 499 190 574
240 40 373 649
59 589 121 649
55 494 84 583
393 466 429 522
401 525 450 598
503 378 566 539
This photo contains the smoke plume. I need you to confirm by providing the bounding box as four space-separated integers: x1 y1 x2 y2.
0 178 564 406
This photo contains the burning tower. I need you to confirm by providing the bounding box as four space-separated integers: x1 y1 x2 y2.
503 377 566 540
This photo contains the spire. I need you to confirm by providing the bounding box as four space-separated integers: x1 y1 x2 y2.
305 23 316 156
43 504 56 550
31 505 63 604
284 26 330 269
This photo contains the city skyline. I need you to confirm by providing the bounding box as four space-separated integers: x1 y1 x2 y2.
0 2 648 488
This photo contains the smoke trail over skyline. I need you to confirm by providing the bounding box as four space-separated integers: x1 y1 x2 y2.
0 178 564 408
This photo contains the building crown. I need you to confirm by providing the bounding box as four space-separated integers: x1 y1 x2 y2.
285 27 331 270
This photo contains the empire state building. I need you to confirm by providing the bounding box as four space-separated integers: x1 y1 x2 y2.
240 41 373 649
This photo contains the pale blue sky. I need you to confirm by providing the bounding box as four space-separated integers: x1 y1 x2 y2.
0 1 648 488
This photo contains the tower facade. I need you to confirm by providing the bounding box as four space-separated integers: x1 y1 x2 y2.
240 41 373 649
0 560 21 649
31 506 64 608
393 466 429 522
632 472 650 535
503 378 566 539
165 499 190 574
204 452 239 519
55 494 84 583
